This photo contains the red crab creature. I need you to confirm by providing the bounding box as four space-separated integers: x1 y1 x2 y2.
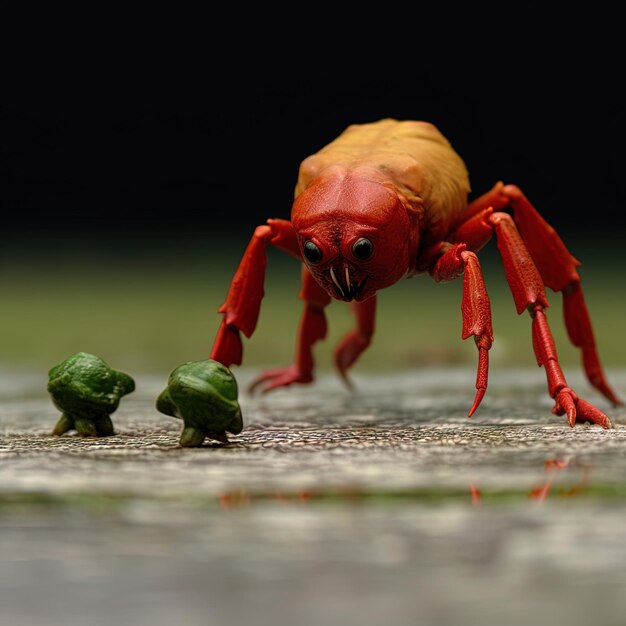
210 118 621 428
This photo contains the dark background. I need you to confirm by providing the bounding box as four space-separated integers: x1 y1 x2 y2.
6 59 625 251
2 32 625 375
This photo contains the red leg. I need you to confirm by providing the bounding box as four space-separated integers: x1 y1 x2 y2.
490 211 612 429
210 218 300 366
451 181 510 230
501 185 621 406
429 243 494 416
249 266 332 393
333 296 377 389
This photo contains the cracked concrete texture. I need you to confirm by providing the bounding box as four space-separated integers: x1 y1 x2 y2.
1 367 626 626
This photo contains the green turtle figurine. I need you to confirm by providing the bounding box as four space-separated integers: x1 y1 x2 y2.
47 352 135 437
156 359 243 447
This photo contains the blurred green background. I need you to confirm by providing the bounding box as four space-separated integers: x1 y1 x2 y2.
1 230 622 380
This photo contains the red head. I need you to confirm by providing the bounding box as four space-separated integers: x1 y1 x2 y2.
291 168 416 302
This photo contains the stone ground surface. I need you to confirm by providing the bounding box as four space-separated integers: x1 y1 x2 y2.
2 366 626 626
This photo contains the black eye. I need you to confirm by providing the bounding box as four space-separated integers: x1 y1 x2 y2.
303 240 322 264
352 237 373 260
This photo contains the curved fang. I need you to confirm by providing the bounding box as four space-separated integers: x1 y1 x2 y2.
330 266 345 296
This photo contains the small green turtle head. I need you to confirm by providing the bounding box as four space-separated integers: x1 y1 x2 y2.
157 359 243 446
48 352 136 419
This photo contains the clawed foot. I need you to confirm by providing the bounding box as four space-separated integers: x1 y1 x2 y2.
588 370 623 407
334 330 372 392
552 387 612 429
248 365 313 394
